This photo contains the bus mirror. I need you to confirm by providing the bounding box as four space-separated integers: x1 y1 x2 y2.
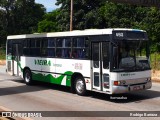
113 47 118 57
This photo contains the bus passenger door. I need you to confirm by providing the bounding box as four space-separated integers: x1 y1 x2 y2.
91 42 110 92
12 44 22 76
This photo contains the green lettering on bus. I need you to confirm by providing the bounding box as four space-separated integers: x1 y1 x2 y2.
35 59 51 66
44 60 47 65
39 60 42 65
48 61 51 66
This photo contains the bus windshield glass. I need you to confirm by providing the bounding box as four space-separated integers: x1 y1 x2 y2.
112 40 150 72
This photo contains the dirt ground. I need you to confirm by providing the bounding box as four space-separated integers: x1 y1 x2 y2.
0 60 6 65
152 70 160 83
0 60 160 83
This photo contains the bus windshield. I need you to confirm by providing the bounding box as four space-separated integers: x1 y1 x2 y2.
112 40 150 72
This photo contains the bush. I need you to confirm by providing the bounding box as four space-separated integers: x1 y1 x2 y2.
150 53 160 70
0 47 6 60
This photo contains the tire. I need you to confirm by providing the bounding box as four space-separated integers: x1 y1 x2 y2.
74 76 86 96
24 69 33 85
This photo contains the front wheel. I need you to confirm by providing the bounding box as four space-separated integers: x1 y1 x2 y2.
24 69 33 85
74 77 86 96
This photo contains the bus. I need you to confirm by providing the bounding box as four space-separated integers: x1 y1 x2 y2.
6 28 152 95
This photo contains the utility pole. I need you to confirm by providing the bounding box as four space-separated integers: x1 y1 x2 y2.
70 0 73 31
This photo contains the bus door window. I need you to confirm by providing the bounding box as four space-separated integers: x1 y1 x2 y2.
92 43 99 68
102 42 109 69
7 40 12 72
7 40 12 55
102 42 110 89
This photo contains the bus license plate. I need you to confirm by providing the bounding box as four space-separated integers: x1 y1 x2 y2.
131 85 143 91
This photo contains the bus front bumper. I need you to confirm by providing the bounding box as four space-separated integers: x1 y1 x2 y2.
112 81 152 94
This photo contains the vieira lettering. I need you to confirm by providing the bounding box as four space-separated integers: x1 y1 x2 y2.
35 59 51 66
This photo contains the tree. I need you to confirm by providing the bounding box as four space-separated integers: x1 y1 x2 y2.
38 9 60 32
55 0 104 31
8 0 46 34
142 7 160 52
54 0 160 52
0 0 46 44
0 10 7 44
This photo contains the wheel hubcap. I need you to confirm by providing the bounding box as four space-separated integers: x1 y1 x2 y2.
25 72 30 83
76 80 84 93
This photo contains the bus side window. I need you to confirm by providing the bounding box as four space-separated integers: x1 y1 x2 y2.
77 49 85 58
42 38 55 57
30 38 41 56
23 39 30 56
47 38 55 57
72 37 89 59
48 48 55 57
56 38 71 58
62 49 71 58
56 49 62 57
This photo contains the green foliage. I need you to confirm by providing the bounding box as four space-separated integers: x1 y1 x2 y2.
0 48 5 60
55 0 104 30
150 53 160 70
1 0 160 53
38 9 60 32
0 0 45 44
54 1 160 52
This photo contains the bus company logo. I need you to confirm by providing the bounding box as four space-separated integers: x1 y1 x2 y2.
35 59 51 66
34 59 62 67
121 73 135 77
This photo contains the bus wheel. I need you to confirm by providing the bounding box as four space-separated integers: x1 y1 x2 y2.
75 77 86 96
24 69 32 85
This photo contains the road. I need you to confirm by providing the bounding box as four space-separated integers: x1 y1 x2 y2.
0 65 160 120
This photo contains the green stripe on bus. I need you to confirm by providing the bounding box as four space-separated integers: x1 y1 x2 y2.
32 71 73 86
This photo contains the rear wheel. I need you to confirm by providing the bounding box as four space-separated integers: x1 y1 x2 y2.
74 76 86 96
24 69 33 85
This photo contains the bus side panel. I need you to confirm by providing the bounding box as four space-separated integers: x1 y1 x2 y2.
21 57 91 90
55 59 91 90
21 56 42 79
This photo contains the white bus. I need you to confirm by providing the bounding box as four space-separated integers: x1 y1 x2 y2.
6 28 152 95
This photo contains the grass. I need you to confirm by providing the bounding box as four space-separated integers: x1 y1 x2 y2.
150 53 160 70
0 48 6 60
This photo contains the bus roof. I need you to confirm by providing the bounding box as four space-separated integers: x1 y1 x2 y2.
7 28 145 40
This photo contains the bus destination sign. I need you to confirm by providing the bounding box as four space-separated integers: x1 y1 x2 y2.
112 30 148 40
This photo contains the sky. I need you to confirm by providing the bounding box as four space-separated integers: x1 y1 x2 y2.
35 0 59 12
